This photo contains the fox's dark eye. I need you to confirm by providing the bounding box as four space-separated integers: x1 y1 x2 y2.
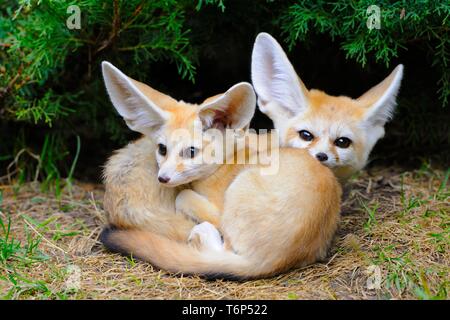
334 137 352 148
158 144 167 156
299 130 314 142
184 146 198 158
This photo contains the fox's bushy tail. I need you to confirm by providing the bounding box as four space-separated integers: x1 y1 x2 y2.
100 227 268 280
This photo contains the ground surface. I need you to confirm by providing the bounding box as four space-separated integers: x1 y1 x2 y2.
0 165 448 300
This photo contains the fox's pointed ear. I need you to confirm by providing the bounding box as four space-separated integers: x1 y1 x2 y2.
358 64 404 126
199 82 256 130
251 32 309 122
102 61 170 136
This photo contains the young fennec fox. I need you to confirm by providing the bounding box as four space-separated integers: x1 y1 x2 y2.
251 33 404 180
100 62 342 279
101 61 255 242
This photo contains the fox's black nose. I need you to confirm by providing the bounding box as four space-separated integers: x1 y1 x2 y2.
158 175 171 183
315 152 328 162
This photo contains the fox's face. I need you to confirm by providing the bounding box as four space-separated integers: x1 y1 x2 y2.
278 91 379 177
152 102 239 187
153 110 213 186
102 62 256 186
251 33 404 180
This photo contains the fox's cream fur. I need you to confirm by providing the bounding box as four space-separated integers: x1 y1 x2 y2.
102 62 255 241
251 33 404 180
100 62 341 279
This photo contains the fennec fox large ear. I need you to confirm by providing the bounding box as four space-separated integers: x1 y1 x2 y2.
251 32 309 124
199 82 256 130
101 61 170 136
358 64 404 127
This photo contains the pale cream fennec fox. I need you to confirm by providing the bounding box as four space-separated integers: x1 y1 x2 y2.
100 62 342 279
251 33 404 181
101 61 255 242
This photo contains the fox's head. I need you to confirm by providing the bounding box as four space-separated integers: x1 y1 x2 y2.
251 33 404 180
102 62 256 186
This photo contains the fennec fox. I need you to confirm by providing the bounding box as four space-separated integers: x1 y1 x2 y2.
251 33 404 180
101 61 256 242
100 62 341 280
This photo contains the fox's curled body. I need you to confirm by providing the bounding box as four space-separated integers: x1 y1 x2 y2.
102 138 341 279
100 32 403 280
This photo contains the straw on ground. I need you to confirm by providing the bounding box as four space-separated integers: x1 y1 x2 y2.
0 166 448 299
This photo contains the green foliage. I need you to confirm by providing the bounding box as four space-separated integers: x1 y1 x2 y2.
0 213 75 299
1 0 207 125
371 244 448 299
196 0 225 12
279 0 450 106
360 200 379 233
0 214 48 266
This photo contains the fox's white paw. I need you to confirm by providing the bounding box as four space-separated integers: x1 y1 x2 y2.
188 222 224 252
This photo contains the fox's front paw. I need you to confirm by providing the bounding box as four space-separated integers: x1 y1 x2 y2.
188 222 224 252
175 189 198 221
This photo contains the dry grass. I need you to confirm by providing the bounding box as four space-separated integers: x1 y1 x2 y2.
0 165 448 300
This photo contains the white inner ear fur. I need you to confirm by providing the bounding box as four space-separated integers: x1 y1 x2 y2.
199 82 256 130
359 64 404 127
251 32 309 122
101 61 169 136
356 65 404 167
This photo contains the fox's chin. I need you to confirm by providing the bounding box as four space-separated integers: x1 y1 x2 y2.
159 175 198 187
322 162 336 168
159 181 183 187
159 180 189 187
331 165 357 182
316 160 338 169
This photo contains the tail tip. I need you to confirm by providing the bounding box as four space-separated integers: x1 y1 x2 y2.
99 225 126 254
